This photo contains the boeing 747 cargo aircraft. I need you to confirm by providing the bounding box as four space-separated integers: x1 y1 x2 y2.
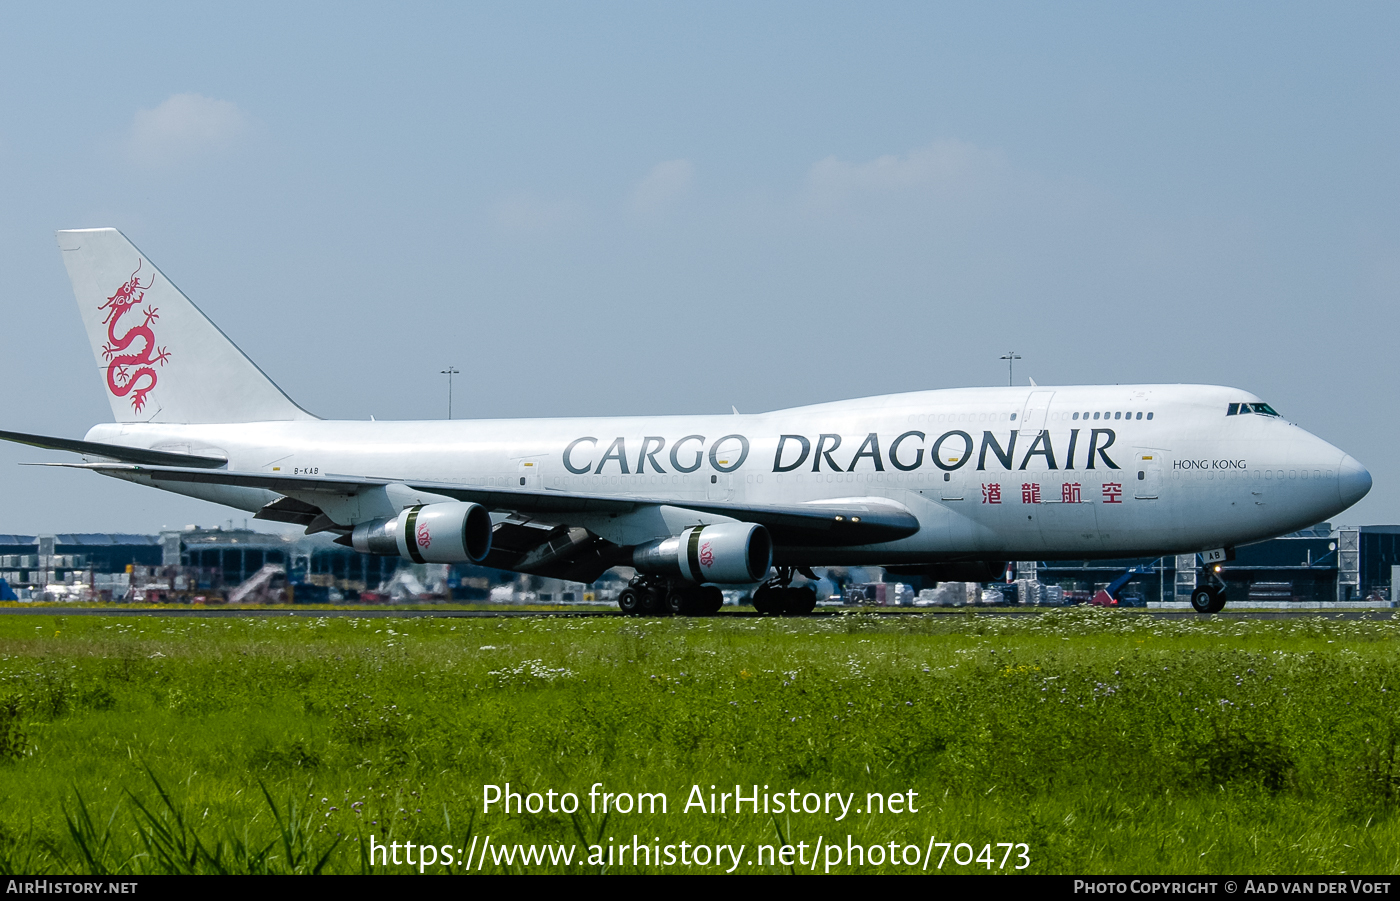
0 229 1371 614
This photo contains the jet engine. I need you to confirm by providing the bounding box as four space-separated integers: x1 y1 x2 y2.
350 502 492 564
632 522 772 584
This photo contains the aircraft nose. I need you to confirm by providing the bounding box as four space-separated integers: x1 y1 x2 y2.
1338 454 1372 509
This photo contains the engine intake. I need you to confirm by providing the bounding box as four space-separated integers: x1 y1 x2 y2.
351 502 492 564
632 522 772 584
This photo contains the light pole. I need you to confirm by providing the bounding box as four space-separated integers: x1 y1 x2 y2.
999 351 1021 387
440 367 460 419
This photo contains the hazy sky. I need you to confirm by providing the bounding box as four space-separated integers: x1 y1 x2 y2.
0 3 1396 534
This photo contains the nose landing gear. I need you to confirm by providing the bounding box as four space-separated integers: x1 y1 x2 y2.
1189 585 1227 614
1190 558 1229 613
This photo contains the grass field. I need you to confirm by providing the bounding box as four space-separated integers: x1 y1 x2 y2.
0 609 1398 874
0 600 621 614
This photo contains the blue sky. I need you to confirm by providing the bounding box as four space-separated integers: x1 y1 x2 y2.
0 2 1396 533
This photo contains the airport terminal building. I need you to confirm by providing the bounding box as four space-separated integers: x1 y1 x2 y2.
1026 523 1395 606
0 522 1395 607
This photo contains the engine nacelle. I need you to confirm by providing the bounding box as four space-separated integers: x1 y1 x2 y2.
351 502 492 564
632 522 772 584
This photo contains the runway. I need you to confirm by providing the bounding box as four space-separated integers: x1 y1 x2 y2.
0 606 1390 620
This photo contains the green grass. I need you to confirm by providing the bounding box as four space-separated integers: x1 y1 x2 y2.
0 610 1398 874
0 600 620 613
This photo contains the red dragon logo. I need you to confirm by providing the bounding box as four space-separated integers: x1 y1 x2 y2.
698 540 714 568
416 522 432 549
99 260 171 413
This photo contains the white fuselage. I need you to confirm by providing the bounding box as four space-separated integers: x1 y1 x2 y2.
85 384 1369 565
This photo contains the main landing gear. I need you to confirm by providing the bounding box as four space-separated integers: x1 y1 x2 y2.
616 575 724 617
1190 565 1228 614
750 567 818 617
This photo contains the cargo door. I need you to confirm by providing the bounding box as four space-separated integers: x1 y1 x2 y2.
1019 391 1056 437
706 473 732 501
517 457 544 490
706 436 744 500
1037 474 1102 553
1133 451 1161 500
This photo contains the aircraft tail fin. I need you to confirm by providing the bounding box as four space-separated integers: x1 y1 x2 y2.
55 228 317 424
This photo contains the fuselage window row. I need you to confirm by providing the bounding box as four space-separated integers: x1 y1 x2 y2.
1069 411 1153 421
907 412 1022 424
908 411 1156 424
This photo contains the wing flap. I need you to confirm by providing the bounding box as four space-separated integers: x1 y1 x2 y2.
252 496 323 526
482 515 626 582
45 462 920 546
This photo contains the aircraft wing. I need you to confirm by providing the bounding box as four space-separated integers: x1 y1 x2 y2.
41 462 920 546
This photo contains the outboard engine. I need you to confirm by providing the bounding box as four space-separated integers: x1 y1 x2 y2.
351 502 492 564
632 522 772 584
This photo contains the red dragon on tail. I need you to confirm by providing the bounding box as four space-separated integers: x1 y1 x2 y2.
99 260 171 413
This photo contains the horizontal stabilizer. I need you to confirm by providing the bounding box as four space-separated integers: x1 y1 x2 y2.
0 429 227 468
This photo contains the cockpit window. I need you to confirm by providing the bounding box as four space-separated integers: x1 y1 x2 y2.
1228 402 1281 417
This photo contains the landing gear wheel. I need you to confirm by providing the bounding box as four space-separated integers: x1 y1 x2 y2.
617 588 642 616
751 583 782 615
1190 586 1227 614
664 584 701 616
784 585 817 616
699 585 724 615
637 585 661 616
